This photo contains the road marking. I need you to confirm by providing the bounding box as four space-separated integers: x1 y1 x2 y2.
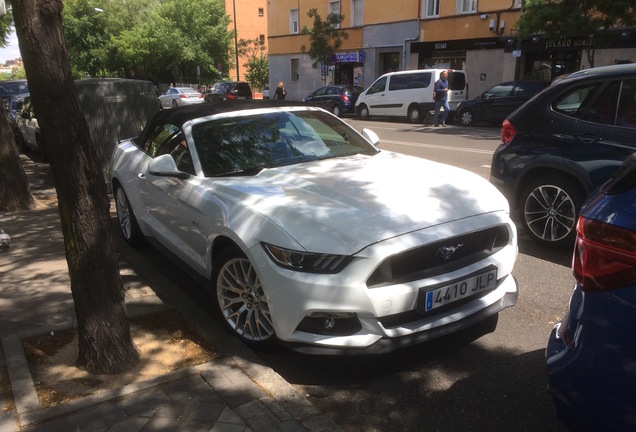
381 139 494 155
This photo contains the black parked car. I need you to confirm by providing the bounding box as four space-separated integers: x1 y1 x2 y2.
457 80 548 126
490 63 636 247
303 85 363 117
205 81 252 102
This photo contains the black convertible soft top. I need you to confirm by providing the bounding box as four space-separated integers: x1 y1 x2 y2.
137 100 313 144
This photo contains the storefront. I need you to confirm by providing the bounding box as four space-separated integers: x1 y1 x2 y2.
327 51 366 87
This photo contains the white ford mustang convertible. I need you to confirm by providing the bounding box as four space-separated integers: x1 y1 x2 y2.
111 101 518 353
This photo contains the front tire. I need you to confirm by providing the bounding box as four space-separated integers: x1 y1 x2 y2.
358 104 369 119
211 247 275 348
459 109 473 126
520 175 584 248
114 186 145 246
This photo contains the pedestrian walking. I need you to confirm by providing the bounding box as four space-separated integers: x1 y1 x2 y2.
433 70 450 127
274 81 287 100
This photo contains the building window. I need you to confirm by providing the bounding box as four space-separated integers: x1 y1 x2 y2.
457 0 477 14
513 0 522 7
291 59 300 82
351 0 364 27
289 9 299 34
258 8 264 17
329 1 341 28
422 0 440 18
259 34 265 43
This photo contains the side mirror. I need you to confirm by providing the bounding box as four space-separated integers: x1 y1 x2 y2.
148 154 190 179
362 128 380 147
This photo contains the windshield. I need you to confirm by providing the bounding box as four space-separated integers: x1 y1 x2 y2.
0 81 28 96
191 109 379 177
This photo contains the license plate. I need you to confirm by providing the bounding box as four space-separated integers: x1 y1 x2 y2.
423 268 498 312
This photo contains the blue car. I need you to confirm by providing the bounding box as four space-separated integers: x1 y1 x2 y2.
546 153 636 431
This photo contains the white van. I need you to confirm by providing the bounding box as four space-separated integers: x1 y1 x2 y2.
355 69 468 123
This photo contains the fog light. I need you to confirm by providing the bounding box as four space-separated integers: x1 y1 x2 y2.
296 312 362 336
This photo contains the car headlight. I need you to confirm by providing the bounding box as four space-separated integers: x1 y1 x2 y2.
261 243 351 274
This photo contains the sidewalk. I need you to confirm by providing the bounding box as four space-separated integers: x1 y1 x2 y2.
0 155 343 432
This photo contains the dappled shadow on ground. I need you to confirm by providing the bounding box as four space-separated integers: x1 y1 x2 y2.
258 328 566 432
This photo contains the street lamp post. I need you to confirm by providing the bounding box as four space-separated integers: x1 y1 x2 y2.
233 0 239 81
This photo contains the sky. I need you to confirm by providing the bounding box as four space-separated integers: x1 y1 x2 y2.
0 30 21 63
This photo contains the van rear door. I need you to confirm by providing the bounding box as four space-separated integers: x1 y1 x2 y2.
447 71 468 111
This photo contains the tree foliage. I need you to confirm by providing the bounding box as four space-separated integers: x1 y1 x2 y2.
62 0 233 83
300 8 348 69
238 38 269 92
518 0 636 67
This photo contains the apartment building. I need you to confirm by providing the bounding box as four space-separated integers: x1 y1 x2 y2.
225 0 268 83
267 0 636 101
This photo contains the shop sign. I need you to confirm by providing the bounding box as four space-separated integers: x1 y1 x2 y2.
545 37 594 50
335 51 365 63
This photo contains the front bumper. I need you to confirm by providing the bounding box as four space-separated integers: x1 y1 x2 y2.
250 213 518 353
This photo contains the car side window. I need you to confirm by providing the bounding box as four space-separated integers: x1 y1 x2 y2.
484 84 514 98
408 73 431 89
145 124 181 156
367 77 387 95
575 81 620 126
553 84 600 116
616 79 636 129
389 75 408 91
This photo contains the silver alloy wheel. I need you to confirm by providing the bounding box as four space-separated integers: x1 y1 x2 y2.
115 188 133 240
333 104 341 117
216 257 274 342
523 183 577 243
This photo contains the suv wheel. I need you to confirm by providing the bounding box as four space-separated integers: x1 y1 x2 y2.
520 175 584 248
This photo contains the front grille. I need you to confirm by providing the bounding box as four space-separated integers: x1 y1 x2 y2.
366 225 509 288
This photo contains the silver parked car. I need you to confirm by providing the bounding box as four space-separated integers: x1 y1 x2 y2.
158 87 204 109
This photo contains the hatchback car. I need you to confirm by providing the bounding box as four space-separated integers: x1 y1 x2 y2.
205 81 252 102
546 153 636 431
158 86 204 108
303 85 363 117
111 101 518 353
490 63 636 248
457 81 548 126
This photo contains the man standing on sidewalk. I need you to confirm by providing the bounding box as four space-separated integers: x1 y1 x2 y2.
433 70 450 127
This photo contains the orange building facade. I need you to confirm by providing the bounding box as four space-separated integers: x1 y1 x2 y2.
225 0 268 87
267 0 636 101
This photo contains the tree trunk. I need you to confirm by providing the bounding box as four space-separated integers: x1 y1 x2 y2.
0 102 35 212
12 0 139 374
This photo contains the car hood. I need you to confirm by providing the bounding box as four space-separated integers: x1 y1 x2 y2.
210 151 509 254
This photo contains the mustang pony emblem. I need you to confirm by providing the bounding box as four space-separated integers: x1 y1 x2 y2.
435 244 464 261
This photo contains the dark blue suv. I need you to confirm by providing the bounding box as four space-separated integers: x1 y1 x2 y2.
546 153 636 431
490 63 636 248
